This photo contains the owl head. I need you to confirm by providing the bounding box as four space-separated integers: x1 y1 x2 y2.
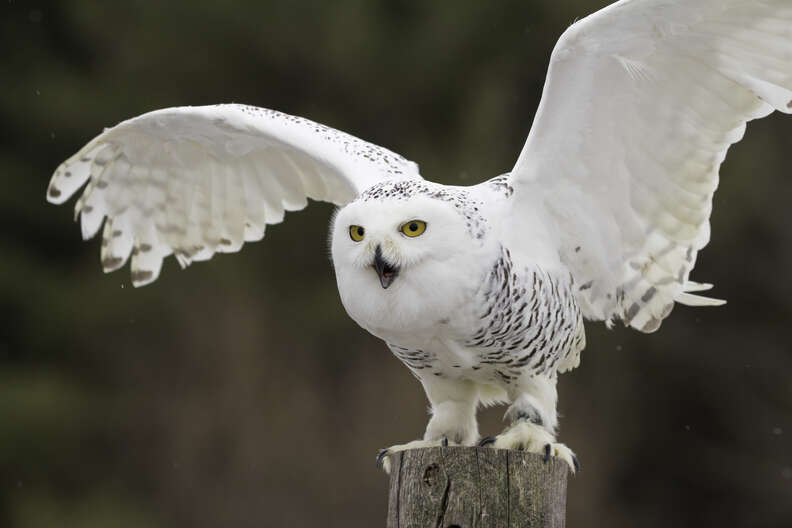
329 181 492 337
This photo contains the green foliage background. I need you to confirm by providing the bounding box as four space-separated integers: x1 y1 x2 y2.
2 1 791 526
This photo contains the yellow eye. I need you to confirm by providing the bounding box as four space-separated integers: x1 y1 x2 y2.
349 225 365 242
400 220 427 237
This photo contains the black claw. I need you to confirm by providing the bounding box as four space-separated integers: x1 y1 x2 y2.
441 437 449 447
478 436 496 447
572 455 581 473
543 444 552 463
375 449 389 469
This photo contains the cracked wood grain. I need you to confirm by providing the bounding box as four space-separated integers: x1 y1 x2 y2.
386 447 568 528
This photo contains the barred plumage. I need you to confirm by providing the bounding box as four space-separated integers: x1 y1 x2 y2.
467 246 584 379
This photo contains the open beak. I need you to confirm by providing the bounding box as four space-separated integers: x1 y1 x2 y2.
372 245 400 289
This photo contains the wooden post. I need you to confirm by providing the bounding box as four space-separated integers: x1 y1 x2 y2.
386 446 568 528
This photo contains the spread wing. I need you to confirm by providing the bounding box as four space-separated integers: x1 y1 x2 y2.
47 104 421 286
511 0 791 332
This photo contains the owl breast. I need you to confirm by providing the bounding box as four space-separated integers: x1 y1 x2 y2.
376 245 587 385
334 247 489 347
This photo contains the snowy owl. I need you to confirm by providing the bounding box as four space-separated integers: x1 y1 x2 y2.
46 0 791 475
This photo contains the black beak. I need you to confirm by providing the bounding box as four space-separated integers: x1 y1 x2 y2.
373 245 400 289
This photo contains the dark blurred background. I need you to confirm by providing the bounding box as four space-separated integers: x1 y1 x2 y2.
2 1 791 526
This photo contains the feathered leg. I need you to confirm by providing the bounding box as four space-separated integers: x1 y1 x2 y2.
376 376 479 474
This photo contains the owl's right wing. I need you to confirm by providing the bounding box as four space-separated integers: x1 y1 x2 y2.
47 104 422 286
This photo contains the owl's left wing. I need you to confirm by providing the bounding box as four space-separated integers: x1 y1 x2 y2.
511 0 791 332
47 104 421 286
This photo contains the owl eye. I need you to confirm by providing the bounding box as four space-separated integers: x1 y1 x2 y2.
400 220 427 237
349 225 365 242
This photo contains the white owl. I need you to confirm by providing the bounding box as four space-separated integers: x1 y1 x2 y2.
46 0 791 474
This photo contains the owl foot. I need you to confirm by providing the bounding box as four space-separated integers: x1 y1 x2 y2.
376 437 455 474
478 421 579 474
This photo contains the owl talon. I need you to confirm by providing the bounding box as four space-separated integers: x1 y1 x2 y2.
376 438 459 474
375 448 390 469
478 421 578 474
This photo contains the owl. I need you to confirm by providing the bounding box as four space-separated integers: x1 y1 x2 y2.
46 0 792 473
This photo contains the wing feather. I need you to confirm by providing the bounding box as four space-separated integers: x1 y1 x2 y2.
48 104 421 284
100 213 134 273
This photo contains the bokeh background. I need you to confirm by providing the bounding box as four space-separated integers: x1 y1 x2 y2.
3 1 791 526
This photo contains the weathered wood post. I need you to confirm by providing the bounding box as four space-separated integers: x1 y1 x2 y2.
386 446 568 527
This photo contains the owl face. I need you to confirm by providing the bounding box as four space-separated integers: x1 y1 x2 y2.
330 194 491 337
332 195 466 286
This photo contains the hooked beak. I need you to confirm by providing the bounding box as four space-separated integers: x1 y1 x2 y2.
372 245 400 289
